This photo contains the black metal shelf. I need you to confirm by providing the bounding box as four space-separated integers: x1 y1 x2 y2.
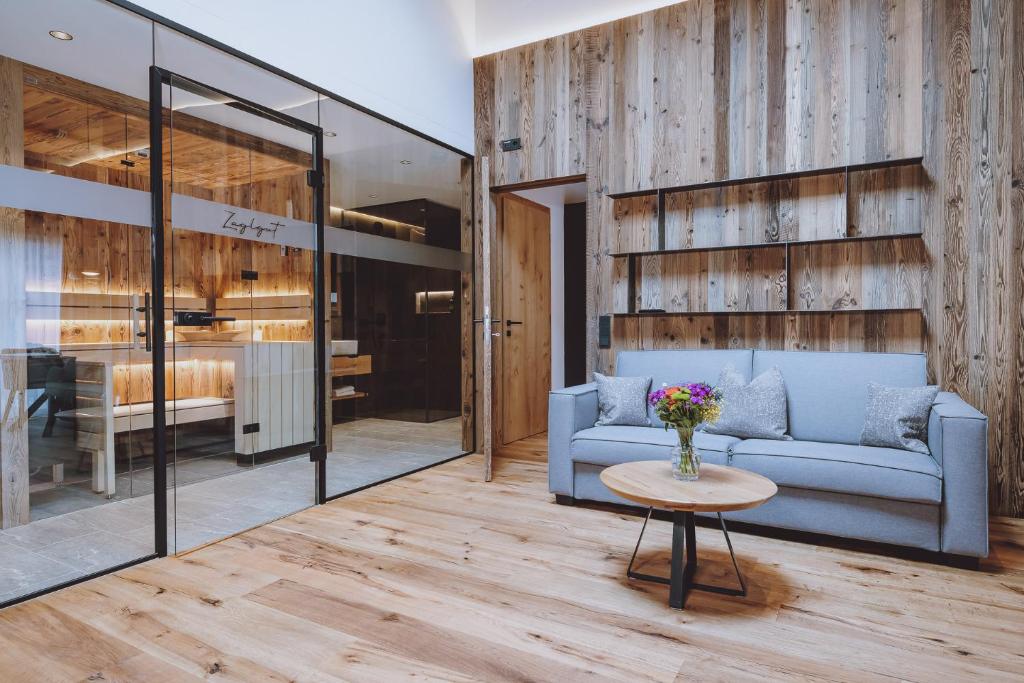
610 231 923 258
613 156 927 313
606 156 923 200
614 307 922 317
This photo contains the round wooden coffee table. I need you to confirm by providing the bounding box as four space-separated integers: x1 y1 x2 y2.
600 461 777 609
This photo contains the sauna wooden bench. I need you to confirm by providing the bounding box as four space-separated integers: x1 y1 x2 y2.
48 341 314 499
55 397 234 496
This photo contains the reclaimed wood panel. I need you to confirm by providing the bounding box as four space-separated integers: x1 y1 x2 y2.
479 32 587 187
473 0 1022 515
789 239 927 311
598 0 922 195
610 195 659 253
637 249 787 313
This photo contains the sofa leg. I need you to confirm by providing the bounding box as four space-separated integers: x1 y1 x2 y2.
554 494 576 506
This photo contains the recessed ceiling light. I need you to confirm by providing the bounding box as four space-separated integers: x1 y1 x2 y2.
399 159 412 165
49 30 73 41
324 131 337 137
81 270 100 278
368 194 378 199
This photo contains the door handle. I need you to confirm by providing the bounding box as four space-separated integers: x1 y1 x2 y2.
173 310 237 327
136 291 152 352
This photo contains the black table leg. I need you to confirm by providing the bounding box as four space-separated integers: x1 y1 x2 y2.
626 508 747 610
669 510 695 608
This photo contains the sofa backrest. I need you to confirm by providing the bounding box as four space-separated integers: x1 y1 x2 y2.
753 350 927 444
617 349 753 428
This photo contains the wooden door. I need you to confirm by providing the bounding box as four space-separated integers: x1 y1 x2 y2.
500 194 551 444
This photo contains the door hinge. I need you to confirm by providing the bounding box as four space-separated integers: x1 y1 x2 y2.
309 444 327 462
306 169 324 188
242 422 260 434
241 269 259 281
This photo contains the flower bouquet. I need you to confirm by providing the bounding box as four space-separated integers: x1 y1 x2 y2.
648 382 723 480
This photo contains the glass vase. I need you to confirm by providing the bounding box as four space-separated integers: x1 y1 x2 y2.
671 426 700 481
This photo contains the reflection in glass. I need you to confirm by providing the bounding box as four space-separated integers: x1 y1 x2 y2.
163 75 318 554
322 94 471 498
0 0 156 604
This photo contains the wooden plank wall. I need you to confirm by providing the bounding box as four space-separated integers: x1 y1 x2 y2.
475 31 587 186
473 0 1024 516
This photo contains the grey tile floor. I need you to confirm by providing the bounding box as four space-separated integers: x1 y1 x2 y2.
0 417 464 603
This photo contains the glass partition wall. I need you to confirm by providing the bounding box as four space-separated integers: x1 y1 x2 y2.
0 0 472 606
319 98 472 499
160 73 322 554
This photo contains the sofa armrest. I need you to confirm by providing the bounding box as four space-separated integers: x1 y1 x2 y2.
547 383 598 496
929 392 988 557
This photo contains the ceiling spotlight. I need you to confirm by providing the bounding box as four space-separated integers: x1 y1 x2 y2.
49 30 73 41
368 194 378 199
324 131 337 137
399 159 412 165
81 270 100 278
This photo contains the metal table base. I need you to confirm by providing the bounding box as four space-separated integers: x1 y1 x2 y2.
626 508 746 609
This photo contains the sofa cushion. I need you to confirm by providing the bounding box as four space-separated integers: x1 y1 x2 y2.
729 439 941 504
617 349 753 428
570 426 739 467
594 372 652 426
752 350 927 445
860 382 939 454
704 365 790 440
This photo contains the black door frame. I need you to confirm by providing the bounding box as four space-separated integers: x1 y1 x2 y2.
148 65 328 556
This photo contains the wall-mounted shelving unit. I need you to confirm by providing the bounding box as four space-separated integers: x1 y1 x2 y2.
608 156 926 317
610 230 923 259
615 307 922 318
607 155 923 199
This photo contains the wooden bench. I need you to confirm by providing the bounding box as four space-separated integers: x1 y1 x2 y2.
56 397 234 496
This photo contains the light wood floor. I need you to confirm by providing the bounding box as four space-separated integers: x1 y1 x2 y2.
1 435 1022 681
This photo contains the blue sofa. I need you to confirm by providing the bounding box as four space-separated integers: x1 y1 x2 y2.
548 350 989 558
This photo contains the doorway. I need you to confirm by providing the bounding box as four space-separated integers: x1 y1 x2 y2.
153 70 326 554
490 181 587 451
498 194 551 444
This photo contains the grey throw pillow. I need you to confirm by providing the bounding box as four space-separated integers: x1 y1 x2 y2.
860 382 939 454
703 365 790 440
594 373 652 427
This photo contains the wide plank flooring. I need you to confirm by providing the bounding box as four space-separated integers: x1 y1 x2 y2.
0 445 1022 681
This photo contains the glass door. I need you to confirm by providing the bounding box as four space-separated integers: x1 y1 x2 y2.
158 72 324 554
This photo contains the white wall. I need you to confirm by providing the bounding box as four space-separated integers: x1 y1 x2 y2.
473 0 680 55
512 183 586 391
133 0 475 152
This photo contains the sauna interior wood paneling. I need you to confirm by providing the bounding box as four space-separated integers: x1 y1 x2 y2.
18 64 317 348
473 0 1024 516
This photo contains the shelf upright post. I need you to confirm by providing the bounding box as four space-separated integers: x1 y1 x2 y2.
627 254 637 314
783 241 791 310
844 165 851 239
657 189 666 250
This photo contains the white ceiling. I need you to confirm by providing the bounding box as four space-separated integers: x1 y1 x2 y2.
513 183 588 206
1 0 465 209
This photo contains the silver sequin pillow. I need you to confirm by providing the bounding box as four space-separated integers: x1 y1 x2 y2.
594 373 652 427
860 382 939 454
703 365 790 440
